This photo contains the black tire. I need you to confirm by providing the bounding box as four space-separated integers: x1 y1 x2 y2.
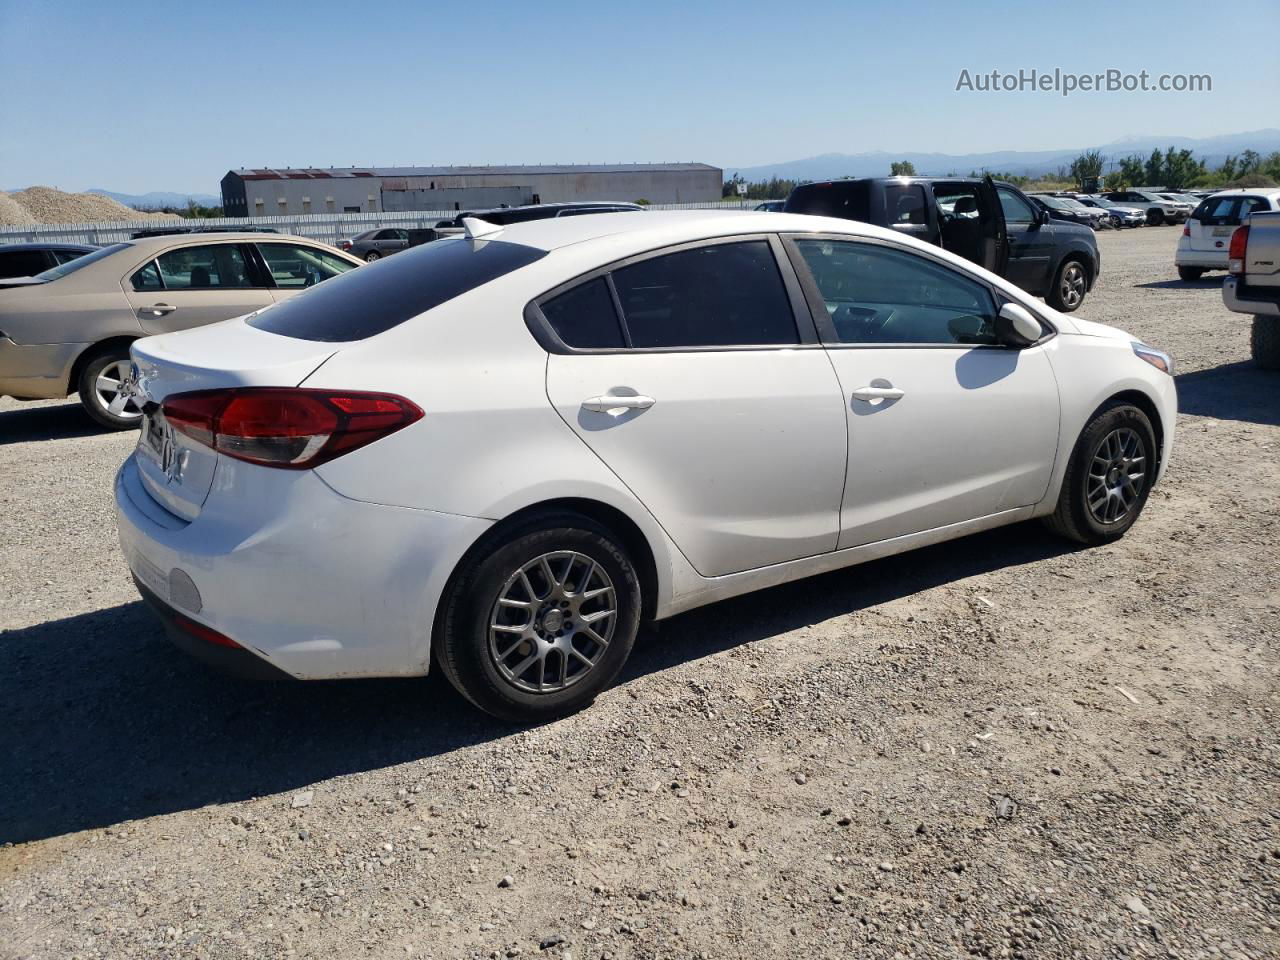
77 346 143 430
364 251 381 262
1046 257 1089 312
435 513 642 722
1177 266 1204 282
1253 315 1280 370
1043 402 1157 545
1147 208 1164 226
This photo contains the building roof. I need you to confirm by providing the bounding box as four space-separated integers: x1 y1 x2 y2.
226 163 720 182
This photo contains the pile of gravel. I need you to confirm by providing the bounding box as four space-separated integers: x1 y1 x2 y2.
1 186 179 226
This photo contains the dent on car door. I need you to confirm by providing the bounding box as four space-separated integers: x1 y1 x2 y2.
783 235 1059 548
123 243 273 333
539 237 848 578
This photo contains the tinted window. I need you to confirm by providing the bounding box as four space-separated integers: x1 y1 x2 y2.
52 249 90 265
258 243 356 288
611 241 796 349
156 244 253 289
998 188 1037 223
884 184 927 225
131 261 163 291
0 249 51 279
34 242 131 281
375 229 407 241
542 277 625 348
249 238 546 342
784 181 872 221
794 239 998 346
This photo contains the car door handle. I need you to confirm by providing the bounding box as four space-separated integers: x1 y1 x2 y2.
582 394 656 413
139 303 176 318
851 386 905 402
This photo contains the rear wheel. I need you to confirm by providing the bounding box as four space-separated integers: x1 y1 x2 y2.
364 251 381 262
77 348 142 430
435 514 641 722
1147 209 1165 226
1044 402 1156 545
1253 315 1280 370
1047 258 1088 312
1177 266 1204 282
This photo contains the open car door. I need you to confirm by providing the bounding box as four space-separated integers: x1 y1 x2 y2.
977 175 1009 277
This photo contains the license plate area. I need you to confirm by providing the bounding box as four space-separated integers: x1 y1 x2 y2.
1212 226 1234 236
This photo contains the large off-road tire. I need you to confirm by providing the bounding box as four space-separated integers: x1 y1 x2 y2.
1043 402 1157 546
77 346 143 430
435 513 642 722
1253 315 1280 370
1046 258 1089 312
1177 266 1204 282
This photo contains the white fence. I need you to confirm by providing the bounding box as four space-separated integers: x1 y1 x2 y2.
0 201 767 247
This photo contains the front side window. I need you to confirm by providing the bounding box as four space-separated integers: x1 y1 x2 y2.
793 239 998 346
997 188 1037 223
257 243 357 288
155 244 253 289
610 241 797 348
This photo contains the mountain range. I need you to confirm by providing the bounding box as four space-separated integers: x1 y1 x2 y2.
87 188 222 209
727 129 1280 182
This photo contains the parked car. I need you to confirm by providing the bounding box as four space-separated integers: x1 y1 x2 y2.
1028 194 1109 230
338 227 411 261
115 211 1175 721
1075 196 1146 229
754 200 786 212
1102 190 1192 225
1176 189 1280 280
1222 209 1280 367
0 233 361 428
785 177 1100 311
0 242 97 279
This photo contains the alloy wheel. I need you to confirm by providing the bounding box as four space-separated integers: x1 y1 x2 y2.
95 360 143 422
1059 262 1086 310
488 551 617 693
1087 427 1147 524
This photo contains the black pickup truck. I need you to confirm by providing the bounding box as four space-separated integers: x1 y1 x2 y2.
784 177 1100 312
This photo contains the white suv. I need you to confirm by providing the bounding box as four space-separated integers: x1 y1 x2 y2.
115 211 1177 720
1103 190 1193 225
1176 189 1280 280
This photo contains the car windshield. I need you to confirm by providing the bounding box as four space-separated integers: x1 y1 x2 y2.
33 242 132 281
1038 196 1070 210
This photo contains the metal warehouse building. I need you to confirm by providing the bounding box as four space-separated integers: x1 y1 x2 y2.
220 163 722 216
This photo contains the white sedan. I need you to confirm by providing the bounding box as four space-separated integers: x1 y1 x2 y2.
115 211 1177 720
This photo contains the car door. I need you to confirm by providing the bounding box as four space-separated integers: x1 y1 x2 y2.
538 236 849 577
783 234 1059 549
123 242 274 334
254 242 359 301
996 186 1055 294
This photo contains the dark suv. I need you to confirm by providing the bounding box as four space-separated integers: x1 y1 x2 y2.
784 177 1100 311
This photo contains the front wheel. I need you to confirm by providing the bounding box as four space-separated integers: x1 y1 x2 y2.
435 515 642 721
77 348 143 430
1147 209 1165 226
1043 402 1157 545
1047 258 1088 312
1253 315 1280 370
1177 266 1204 282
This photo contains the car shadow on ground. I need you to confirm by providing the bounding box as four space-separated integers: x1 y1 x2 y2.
0 523 1075 845
0 401 103 445
1133 277 1224 290
1176 360 1279 427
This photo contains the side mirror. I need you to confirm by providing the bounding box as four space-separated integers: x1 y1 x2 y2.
995 302 1043 348
1037 208 1051 225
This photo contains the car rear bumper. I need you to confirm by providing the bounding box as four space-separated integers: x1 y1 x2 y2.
115 453 492 680
1223 277 1280 317
0 338 83 400
1174 249 1228 269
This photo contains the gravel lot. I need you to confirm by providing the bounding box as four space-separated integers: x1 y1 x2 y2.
1 226 1276 960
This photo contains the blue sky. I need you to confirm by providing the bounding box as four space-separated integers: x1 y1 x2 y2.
2 0 1277 194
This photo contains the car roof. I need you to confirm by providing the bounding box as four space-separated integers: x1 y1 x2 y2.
124 232 332 251
1203 188 1280 199
0 242 98 252
474 209 905 253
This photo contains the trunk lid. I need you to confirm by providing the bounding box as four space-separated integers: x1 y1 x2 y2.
129 316 335 521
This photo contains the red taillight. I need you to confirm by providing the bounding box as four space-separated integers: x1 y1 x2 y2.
336 239 352 250
1228 225 1249 275
162 388 423 469
1182 224 1190 237
174 613 241 649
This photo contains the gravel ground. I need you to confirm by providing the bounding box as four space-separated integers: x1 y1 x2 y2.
1 226 1276 960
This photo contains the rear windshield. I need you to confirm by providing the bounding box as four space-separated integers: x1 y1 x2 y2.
784 181 872 222
34 242 130 281
247 237 546 342
1194 196 1269 226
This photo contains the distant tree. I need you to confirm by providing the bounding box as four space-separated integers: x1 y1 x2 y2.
889 160 916 176
1224 173 1278 188
1069 150 1104 190
722 173 745 199
1103 170 1127 190
1239 149 1262 175
1143 149 1165 186
1117 154 1146 186
1160 147 1204 190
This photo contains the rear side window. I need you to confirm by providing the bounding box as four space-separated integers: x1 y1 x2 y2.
610 241 797 348
542 277 625 348
784 181 872 222
131 261 163 291
249 238 547 342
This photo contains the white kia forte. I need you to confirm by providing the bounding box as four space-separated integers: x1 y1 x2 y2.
114 211 1176 720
